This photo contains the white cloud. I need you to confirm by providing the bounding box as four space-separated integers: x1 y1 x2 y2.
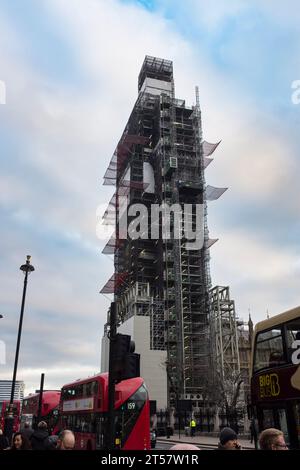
211 229 300 321
187 0 246 29
162 0 300 31
16 366 99 395
213 229 298 282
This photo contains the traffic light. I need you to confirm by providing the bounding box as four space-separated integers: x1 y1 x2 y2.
123 352 140 379
112 334 131 358
111 333 140 382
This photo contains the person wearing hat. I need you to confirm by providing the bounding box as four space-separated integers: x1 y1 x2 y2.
217 427 241 450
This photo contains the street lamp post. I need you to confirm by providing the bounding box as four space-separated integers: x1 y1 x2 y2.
5 255 35 440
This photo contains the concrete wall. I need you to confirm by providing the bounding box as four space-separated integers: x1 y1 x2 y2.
101 316 168 410
100 334 109 373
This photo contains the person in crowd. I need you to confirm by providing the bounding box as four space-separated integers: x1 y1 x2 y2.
30 421 50 450
0 429 9 450
10 432 31 450
166 424 172 438
189 418 196 437
170 443 200 450
21 422 34 441
47 434 59 450
56 430 75 450
217 427 241 450
250 417 258 449
258 428 288 450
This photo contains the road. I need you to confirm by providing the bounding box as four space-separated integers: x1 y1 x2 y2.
155 440 215 450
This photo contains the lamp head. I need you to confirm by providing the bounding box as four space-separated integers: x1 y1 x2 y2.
20 255 35 273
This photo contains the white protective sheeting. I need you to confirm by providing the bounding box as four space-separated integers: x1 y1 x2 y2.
143 162 155 193
206 238 218 248
206 185 227 201
140 77 172 96
202 140 221 156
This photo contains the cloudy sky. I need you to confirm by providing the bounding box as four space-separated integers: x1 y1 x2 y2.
0 0 299 394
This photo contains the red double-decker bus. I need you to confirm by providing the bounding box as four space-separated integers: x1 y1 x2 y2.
21 391 61 434
59 373 150 450
0 400 21 433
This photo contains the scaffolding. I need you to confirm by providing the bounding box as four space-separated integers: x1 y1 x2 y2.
210 286 241 386
100 56 227 407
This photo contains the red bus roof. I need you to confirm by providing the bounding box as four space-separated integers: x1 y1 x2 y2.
22 390 61 416
61 372 108 390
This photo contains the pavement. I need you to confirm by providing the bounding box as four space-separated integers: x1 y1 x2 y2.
158 433 255 450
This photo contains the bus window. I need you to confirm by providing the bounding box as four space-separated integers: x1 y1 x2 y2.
91 381 98 395
254 328 284 372
260 408 275 429
277 409 289 445
116 384 147 447
259 408 289 444
293 402 300 447
95 416 105 449
285 319 300 361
